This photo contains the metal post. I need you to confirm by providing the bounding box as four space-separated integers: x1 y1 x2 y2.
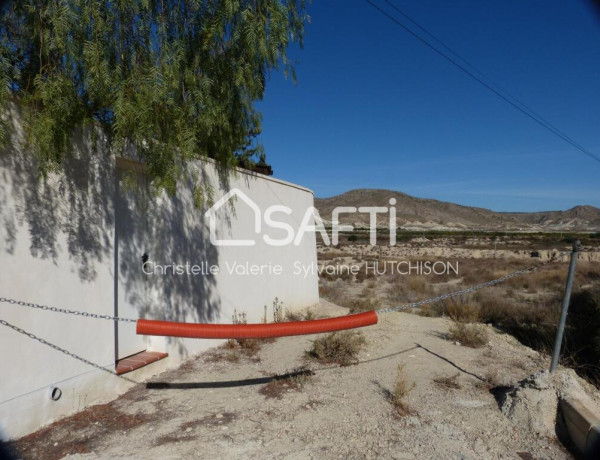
550 240 580 372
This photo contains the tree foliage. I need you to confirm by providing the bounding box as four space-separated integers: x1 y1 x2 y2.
0 0 306 192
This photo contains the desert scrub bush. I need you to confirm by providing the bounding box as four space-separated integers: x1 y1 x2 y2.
563 288 600 384
228 309 262 354
348 290 381 313
320 268 354 282
205 346 241 363
416 301 445 317
259 368 314 399
272 297 284 323
355 265 376 283
448 322 489 348
444 298 481 323
305 331 366 366
319 279 350 306
284 308 318 322
475 291 559 352
406 275 430 296
433 373 461 389
387 282 407 304
390 365 415 416
388 274 434 302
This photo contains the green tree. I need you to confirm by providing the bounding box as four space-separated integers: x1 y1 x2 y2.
0 0 306 193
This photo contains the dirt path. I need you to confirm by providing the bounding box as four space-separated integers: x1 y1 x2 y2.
15 301 584 459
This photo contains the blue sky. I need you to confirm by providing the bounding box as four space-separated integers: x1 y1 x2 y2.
256 0 600 212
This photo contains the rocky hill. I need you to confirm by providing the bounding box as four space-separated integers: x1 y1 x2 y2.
314 189 600 231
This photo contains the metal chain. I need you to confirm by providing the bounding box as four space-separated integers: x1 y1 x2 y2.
0 253 571 384
377 256 562 314
0 297 137 322
0 318 134 381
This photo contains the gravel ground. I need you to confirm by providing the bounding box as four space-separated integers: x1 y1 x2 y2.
15 301 590 459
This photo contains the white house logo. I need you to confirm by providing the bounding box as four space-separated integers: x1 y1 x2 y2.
205 188 401 247
205 189 263 246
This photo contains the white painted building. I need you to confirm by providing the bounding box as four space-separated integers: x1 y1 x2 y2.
0 118 319 439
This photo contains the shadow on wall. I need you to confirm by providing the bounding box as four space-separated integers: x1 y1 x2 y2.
116 164 221 325
0 108 222 337
0 125 116 281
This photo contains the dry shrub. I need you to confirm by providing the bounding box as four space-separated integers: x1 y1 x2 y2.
387 282 407 304
355 265 376 283
448 322 489 348
433 373 461 389
388 275 434 303
205 346 241 363
530 268 564 288
482 369 502 388
445 299 481 323
237 338 261 354
227 309 264 354
406 276 429 295
259 369 313 399
349 292 380 313
461 265 494 286
284 308 318 322
580 262 600 283
272 297 284 323
460 258 529 287
416 301 445 317
305 331 366 366
475 291 559 353
390 364 415 416
14 402 152 460
477 293 520 324
319 280 350 306
320 268 354 282
503 266 565 292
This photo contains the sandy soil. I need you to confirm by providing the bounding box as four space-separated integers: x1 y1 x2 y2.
15 301 592 459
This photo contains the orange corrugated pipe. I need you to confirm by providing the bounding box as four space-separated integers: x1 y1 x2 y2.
136 310 378 339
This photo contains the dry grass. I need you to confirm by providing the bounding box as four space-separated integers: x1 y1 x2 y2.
305 331 366 366
416 301 446 317
433 373 461 390
272 297 284 323
448 322 489 348
355 265 376 283
258 369 314 399
349 288 381 313
204 347 241 363
319 279 349 305
206 336 263 363
406 276 430 296
284 308 318 322
13 401 154 460
389 365 415 416
387 275 436 304
444 298 481 323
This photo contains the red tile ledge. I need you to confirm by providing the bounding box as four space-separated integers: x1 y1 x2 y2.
115 350 168 375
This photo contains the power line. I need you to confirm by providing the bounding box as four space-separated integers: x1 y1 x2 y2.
365 0 600 164
380 0 593 157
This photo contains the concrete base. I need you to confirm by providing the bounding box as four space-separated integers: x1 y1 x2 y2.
560 397 600 459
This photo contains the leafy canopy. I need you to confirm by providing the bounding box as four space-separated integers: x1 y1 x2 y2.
0 0 306 192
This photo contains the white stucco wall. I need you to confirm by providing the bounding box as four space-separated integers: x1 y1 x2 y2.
0 121 318 439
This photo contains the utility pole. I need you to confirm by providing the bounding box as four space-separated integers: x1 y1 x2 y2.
550 240 580 372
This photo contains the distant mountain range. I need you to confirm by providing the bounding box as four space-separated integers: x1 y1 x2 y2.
314 189 600 231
